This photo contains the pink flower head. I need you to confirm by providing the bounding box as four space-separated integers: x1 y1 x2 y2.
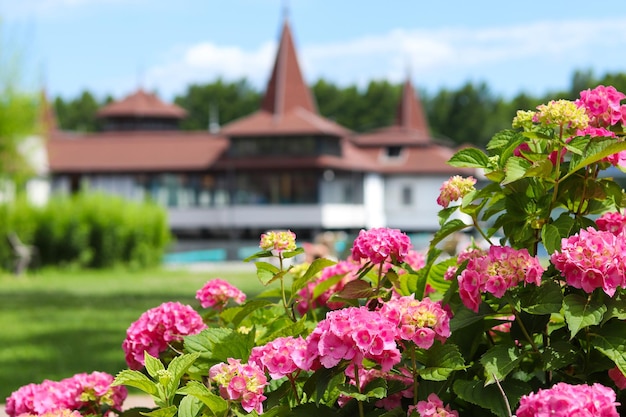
122 301 207 370
596 211 626 235
457 246 544 312
551 227 626 297
196 278 246 310
516 382 619 417
437 175 477 208
249 336 307 380
380 296 451 349
351 227 412 265
259 230 297 253
409 393 459 417
209 358 268 414
301 306 401 372
576 85 626 128
5 372 127 417
295 260 360 315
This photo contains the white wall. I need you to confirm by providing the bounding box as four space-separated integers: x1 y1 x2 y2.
363 173 386 228
384 175 446 231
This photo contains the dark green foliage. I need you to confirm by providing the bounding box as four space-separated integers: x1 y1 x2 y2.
0 192 171 271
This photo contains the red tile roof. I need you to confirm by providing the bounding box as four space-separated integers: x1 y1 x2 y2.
97 89 187 119
48 131 227 172
222 19 349 137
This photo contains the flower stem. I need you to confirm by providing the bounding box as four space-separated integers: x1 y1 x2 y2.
511 306 539 352
354 365 365 417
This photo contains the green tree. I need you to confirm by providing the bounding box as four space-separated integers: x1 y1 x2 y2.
54 90 102 132
174 78 261 131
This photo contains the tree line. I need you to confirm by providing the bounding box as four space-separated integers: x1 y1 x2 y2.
53 70 626 147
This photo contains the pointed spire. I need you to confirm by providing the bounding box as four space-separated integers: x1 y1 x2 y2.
395 77 429 138
260 18 317 116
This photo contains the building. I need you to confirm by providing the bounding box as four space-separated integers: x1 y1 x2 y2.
46 18 470 242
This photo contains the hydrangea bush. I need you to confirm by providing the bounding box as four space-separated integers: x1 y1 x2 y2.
7 84 626 417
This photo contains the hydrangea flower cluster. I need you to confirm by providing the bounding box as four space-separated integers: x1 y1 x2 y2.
122 301 207 370
576 85 626 128
209 358 268 414
551 227 626 297
408 393 459 417
17 410 83 417
195 278 246 310
532 99 590 130
248 336 307 380
457 245 544 312
380 296 450 349
295 260 360 314
5 372 127 417
259 230 297 253
596 211 626 234
296 306 400 372
436 175 477 208
351 227 412 265
516 382 619 417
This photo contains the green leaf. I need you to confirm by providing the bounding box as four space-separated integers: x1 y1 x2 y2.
177 381 228 417
542 340 579 371
144 352 165 379
448 148 491 168
282 247 305 259
220 299 273 327
255 261 281 285
563 294 607 339
480 344 522 385
337 378 387 401
525 159 554 179
502 156 532 185
243 249 274 262
184 328 255 364
541 223 561 256
517 279 564 315
112 370 158 396
335 279 373 299
568 137 626 174
166 352 200 393
430 219 469 249
140 406 177 417
414 342 467 381
603 292 626 324
261 317 307 342
450 303 495 332
453 379 529 417
292 257 336 294
591 321 626 377
178 395 204 417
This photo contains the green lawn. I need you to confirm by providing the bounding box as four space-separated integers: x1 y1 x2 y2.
0 265 263 401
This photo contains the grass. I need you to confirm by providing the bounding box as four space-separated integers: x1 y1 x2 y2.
0 264 264 401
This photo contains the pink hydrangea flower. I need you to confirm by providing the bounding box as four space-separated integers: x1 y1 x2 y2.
122 301 207 370
209 358 268 414
551 227 626 297
609 367 626 390
18 410 83 417
409 393 458 417
436 175 477 208
516 382 619 417
259 230 297 253
457 246 544 312
196 278 246 310
249 336 307 380
596 211 626 235
295 260 360 315
5 372 127 417
297 306 401 372
380 296 451 349
351 227 412 265
576 85 626 128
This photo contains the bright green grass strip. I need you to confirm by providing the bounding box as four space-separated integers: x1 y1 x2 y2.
0 265 262 400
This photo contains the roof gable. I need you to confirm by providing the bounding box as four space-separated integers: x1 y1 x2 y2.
97 89 187 119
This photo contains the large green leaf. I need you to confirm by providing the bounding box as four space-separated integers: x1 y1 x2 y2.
541 223 561 256
255 261 281 285
337 378 387 401
178 394 204 417
450 303 495 332
177 381 228 417
563 294 607 339
140 406 177 417
292 257 336 294
448 148 491 169
112 370 159 396
453 378 529 417
517 280 563 315
542 340 579 371
568 138 626 174
590 321 626 377
414 342 467 381
502 156 532 185
184 328 255 364
166 352 200 394
220 299 273 327
480 344 522 385
430 219 469 248
603 292 626 324
144 351 165 379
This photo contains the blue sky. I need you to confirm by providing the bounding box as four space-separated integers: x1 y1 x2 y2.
3 0 626 102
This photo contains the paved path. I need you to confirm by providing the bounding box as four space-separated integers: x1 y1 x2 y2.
0 395 155 417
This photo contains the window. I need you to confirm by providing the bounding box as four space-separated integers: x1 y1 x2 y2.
386 146 403 158
401 186 412 206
